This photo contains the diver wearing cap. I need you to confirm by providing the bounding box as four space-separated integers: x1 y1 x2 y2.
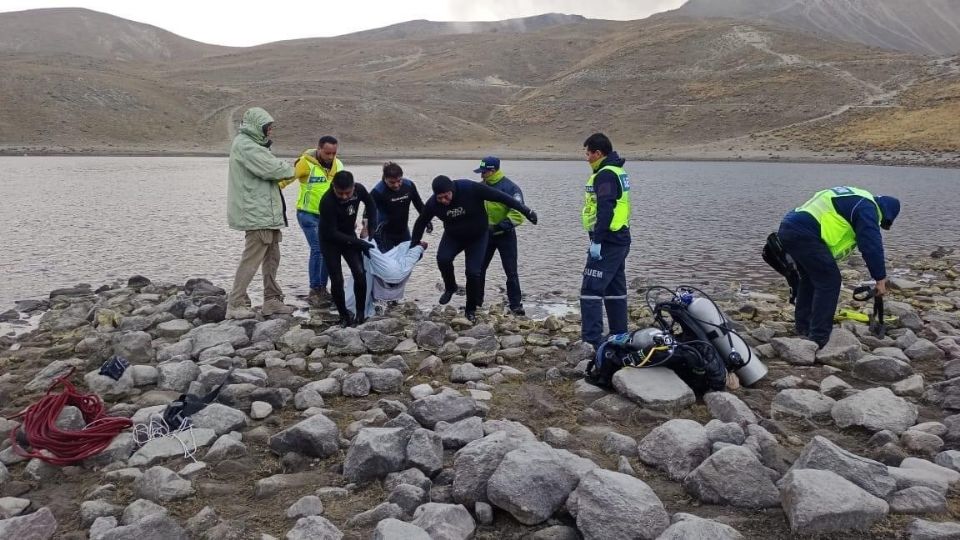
777 187 901 348
410 175 539 323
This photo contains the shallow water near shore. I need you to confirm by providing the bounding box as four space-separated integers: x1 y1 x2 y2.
1 156 958 312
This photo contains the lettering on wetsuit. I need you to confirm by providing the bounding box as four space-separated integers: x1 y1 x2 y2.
446 207 466 218
583 268 604 279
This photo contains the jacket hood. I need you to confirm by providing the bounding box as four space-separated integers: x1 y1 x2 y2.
240 107 274 145
593 151 626 172
299 148 321 166
875 195 901 229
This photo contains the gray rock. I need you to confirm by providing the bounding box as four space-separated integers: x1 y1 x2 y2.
410 393 478 429
133 466 193 502
254 472 321 499
373 518 431 540
384 467 433 493
204 435 247 462
902 431 944 455
451 363 485 383
190 403 248 435
637 419 710 480
531 525 581 540
285 495 325 519
436 417 484 449
25 359 84 392
90 516 118 540
832 387 919 434
483 419 538 441
935 450 960 473
114 331 155 363
415 321 446 349
360 368 403 393
602 432 639 457
771 337 818 365
343 428 409 482
875 346 911 362
779 468 889 535
55 405 86 431
612 367 695 412
906 518 960 539
128 428 217 466
100 513 188 540
890 487 947 514
618 455 636 476
486 442 583 525
906 339 945 362
326 328 366 356
185 506 218 535
417 355 443 374
157 339 194 362
901 457 960 484
156 319 193 339
121 498 167 525
285 516 343 540
568 468 669 540
889 467 951 495
815 329 863 368
251 318 291 343
893 375 926 397
452 431 525 506
360 330 399 354
0 506 57 539
853 355 914 383
279 327 316 353
410 503 475 540
251 401 273 419
771 389 836 420
157 360 200 392
268 414 340 458
573 379 608 404
0 497 30 519
657 513 744 540
705 420 746 445
294 382 328 410
388 483 429 515
542 427 573 448
341 372 371 397
185 323 249 354
682 446 780 508
346 502 404 529
790 435 896 499
703 392 758 426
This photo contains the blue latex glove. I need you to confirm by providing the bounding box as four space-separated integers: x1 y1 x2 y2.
588 242 602 261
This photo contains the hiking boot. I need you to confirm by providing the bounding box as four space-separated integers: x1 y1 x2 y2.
307 287 329 307
465 310 477 324
225 305 255 320
262 299 295 316
338 314 354 328
509 306 526 316
439 289 456 305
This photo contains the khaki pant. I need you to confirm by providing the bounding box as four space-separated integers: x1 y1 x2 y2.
229 229 283 307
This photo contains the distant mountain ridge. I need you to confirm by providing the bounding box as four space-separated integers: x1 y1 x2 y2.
339 13 587 40
670 0 960 55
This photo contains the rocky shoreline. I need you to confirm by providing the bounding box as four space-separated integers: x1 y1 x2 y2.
1 251 959 539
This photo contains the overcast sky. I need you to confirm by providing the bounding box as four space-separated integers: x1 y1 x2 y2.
0 0 687 46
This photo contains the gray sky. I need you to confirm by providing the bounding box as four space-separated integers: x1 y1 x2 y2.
0 0 687 46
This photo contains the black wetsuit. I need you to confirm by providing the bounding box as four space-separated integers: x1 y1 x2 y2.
371 178 425 251
319 184 377 321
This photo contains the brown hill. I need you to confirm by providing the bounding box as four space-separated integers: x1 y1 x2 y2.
0 8 956 159
341 13 587 40
670 0 960 56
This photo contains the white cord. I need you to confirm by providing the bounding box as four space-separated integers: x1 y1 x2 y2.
132 413 199 463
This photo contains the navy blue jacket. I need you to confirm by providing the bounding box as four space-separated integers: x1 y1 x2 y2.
484 175 524 235
781 195 897 280
591 152 631 246
371 178 424 236
411 180 527 243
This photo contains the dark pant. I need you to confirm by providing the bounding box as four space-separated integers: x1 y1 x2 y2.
479 229 522 309
437 231 489 314
322 241 366 321
778 222 841 347
375 229 411 252
580 240 630 348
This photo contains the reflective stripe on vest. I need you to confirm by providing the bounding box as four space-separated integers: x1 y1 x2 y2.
796 186 880 260
296 157 342 214
582 165 631 232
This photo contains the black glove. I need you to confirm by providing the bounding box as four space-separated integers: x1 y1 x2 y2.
409 239 420 249
522 207 538 225
425 221 434 234
358 242 372 256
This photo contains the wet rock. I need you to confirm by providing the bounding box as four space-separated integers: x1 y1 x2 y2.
890 486 947 514
771 389 836 420
612 367 695 412
704 392 758 425
780 468 889 535
771 337 818 365
790 435 896 499
268 414 340 458
410 503 475 540
343 428 409 482
637 419 710 480
906 518 960 539
360 367 403 393
373 518 431 540
853 355 914 383
683 446 780 508
410 393 478 429
285 515 343 540
657 513 744 540
436 417 484 449
567 469 669 540
133 466 193 502
832 387 918 434
487 442 583 525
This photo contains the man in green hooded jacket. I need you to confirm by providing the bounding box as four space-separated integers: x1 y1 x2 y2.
226 107 296 319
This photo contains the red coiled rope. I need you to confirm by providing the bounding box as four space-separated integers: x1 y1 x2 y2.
7 368 133 465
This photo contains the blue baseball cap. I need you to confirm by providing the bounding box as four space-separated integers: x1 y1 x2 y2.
473 156 500 173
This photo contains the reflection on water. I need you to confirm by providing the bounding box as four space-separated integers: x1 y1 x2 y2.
1 157 957 311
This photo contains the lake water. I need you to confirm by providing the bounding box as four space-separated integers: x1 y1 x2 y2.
1 157 957 312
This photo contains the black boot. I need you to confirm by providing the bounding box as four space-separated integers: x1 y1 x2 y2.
439 289 455 305
338 313 354 328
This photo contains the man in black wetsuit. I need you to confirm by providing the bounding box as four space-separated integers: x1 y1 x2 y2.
319 170 377 327
410 175 538 323
370 162 431 251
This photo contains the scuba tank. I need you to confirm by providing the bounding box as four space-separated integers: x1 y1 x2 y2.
683 295 768 386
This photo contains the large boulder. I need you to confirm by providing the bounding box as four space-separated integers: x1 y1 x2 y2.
567 469 669 540
683 446 780 508
487 442 587 525
832 387 918 434
410 503 475 540
184 323 249 355
342 428 409 482
406 428 444 476
114 331 156 363
414 321 446 349
268 414 340 458
0 507 57 539
637 419 710 480
410 393 478 429
780 468 889 535
853 355 914 384
251 319 291 343
815 329 864 368
452 431 526 507
611 367 695 412
790 435 896 499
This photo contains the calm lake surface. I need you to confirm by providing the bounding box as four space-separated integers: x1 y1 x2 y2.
1 157 957 311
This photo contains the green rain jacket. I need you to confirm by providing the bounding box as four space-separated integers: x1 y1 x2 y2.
227 108 295 231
